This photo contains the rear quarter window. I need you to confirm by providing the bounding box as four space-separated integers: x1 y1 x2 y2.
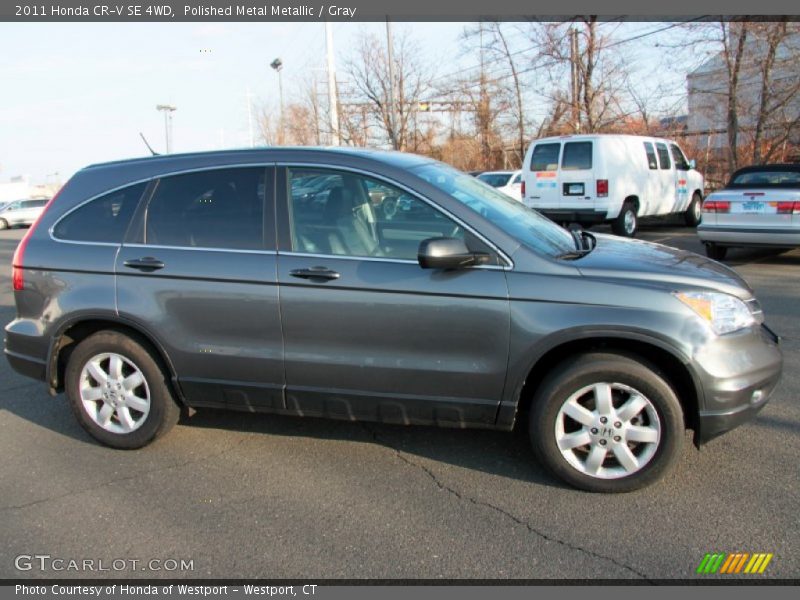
53 182 147 243
561 142 593 170
530 143 561 171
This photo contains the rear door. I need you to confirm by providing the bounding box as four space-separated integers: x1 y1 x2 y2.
275 165 510 426
559 140 595 210
115 166 285 411
525 142 561 210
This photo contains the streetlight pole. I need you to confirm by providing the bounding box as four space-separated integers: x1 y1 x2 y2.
156 104 177 153
385 18 398 150
270 58 284 145
325 22 340 146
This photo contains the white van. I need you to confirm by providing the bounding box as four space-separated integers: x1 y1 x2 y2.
521 134 704 237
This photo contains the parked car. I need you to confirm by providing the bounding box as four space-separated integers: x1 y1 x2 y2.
698 164 800 260
521 134 705 237
0 198 49 229
477 170 523 200
6 148 781 492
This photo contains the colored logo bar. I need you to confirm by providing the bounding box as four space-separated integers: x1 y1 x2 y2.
696 552 773 574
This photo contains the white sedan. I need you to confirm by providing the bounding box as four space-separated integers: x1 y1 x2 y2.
476 170 523 201
697 164 800 260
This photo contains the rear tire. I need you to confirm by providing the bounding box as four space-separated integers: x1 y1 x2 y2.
705 243 728 261
685 192 703 227
65 330 180 449
529 353 684 493
612 201 638 237
0 219 8 230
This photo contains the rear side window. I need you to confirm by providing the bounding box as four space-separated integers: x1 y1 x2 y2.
655 143 671 170
146 168 265 250
530 143 561 171
561 142 593 170
644 142 658 170
53 183 147 243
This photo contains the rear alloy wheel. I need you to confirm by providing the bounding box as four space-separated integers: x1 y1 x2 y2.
612 201 638 237
66 330 180 449
685 192 703 227
0 219 8 230
705 243 728 261
529 353 684 493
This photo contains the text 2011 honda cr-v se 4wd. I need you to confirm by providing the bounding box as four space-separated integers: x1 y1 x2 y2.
5 148 782 492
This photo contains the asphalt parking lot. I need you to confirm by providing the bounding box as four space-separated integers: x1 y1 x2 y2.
1 221 798 581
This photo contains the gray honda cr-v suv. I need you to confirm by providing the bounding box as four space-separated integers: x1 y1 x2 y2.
5 148 782 492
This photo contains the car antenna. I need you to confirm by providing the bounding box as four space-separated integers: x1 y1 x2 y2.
139 132 160 156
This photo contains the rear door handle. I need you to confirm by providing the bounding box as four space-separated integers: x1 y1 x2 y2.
123 257 165 272
290 267 340 281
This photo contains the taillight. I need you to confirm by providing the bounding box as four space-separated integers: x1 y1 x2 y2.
596 179 608 197
776 201 800 214
12 192 58 291
703 200 731 213
520 180 526 199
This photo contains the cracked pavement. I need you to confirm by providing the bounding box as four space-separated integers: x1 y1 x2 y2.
1 223 798 580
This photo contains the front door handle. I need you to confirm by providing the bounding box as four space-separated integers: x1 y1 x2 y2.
123 257 165 272
290 266 340 281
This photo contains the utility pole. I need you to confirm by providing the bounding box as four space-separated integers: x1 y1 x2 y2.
478 23 490 169
325 22 340 146
386 18 398 150
156 104 176 153
270 58 284 145
245 87 255 147
570 27 580 133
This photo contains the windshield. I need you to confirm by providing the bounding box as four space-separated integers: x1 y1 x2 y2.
477 173 512 188
412 161 576 258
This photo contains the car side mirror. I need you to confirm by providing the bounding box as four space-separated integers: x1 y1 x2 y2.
688 159 696 170
418 237 490 269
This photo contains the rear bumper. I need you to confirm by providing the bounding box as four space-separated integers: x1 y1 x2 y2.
4 349 47 381
697 225 800 247
4 318 49 383
536 209 608 224
695 324 783 444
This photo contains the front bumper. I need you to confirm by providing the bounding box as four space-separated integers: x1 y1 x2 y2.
694 323 782 444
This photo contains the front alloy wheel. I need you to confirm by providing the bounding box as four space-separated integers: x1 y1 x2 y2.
529 353 684 492
555 382 660 479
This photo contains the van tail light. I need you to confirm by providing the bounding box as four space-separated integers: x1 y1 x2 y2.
596 179 608 197
12 191 59 291
520 180 526 199
703 200 731 213
776 201 800 214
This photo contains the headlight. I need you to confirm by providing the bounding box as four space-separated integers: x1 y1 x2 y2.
675 291 755 335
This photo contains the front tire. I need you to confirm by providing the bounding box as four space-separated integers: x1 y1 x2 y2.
529 353 684 493
685 192 703 227
612 201 638 237
0 219 8 230
65 330 180 449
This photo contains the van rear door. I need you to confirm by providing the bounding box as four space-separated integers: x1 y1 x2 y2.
525 142 561 210
559 141 596 211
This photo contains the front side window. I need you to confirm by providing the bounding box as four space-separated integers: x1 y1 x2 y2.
530 143 561 171
413 161 576 258
146 168 265 250
287 167 497 263
656 143 672 170
561 142 593 170
670 144 690 170
54 183 147 243
644 142 658 170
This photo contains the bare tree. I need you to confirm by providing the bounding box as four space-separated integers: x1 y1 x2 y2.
343 30 432 151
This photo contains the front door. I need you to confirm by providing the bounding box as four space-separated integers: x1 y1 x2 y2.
276 166 510 426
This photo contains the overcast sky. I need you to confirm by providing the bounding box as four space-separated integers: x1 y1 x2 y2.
1 22 690 183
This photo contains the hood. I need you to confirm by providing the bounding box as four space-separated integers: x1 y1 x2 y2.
575 234 753 298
